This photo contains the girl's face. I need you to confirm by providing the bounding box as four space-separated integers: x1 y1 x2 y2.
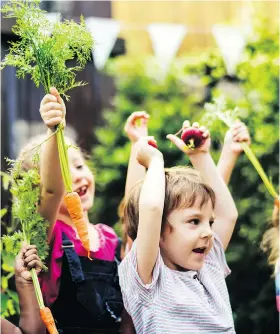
60 148 95 214
160 197 214 271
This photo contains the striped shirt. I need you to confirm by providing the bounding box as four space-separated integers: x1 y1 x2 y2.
118 234 235 333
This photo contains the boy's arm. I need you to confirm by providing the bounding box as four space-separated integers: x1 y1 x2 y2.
124 111 149 198
167 122 238 250
39 87 66 240
217 121 251 185
134 137 165 284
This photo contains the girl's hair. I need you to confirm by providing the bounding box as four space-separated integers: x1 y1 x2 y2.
261 200 279 273
17 133 77 172
125 166 216 241
118 197 127 246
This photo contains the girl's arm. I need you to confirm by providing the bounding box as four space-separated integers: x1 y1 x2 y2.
134 137 165 284
167 122 238 250
217 120 251 185
38 87 66 240
124 111 149 198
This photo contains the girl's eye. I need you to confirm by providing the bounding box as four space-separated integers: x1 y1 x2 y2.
76 165 84 170
209 220 215 227
188 219 200 225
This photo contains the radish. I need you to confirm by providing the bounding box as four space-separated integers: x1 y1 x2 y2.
148 140 158 149
181 128 205 148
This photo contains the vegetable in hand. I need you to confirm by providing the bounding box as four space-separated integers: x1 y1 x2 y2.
148 139 158 149
64 192 91 258
40 307 58 334
181 128 205 149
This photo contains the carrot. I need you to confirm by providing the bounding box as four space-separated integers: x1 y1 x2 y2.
40 307 58 334
64 192 92 259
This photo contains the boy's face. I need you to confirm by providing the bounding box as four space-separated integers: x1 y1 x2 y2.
160 197 214 271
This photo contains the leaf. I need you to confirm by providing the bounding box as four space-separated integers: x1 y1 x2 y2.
1 277 8 290
0 208 7 218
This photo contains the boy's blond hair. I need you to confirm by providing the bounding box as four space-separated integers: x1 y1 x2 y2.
125 166 216 241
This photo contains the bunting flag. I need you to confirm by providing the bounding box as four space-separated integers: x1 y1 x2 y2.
85 17 121 71
212 24 246 75
147 23 187 76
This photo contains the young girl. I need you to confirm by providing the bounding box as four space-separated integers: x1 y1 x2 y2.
119 121 238 333
10 88 143 333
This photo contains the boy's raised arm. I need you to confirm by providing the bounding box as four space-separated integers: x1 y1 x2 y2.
167 121 238 250
134 137 165 284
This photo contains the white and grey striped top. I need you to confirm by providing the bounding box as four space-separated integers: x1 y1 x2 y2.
119 234 235 333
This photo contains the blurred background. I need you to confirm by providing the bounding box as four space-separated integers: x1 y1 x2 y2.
1 1 279 333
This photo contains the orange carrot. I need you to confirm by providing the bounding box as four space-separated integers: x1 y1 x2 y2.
40 307 58 334
64 192 92 259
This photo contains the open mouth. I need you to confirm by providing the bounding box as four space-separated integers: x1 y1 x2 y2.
192 247 207 254
76 185 88 197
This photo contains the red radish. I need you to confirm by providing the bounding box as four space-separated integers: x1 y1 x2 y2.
181 128 205 148
148 140 158 149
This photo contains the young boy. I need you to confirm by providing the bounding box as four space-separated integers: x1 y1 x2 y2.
118 121 238 333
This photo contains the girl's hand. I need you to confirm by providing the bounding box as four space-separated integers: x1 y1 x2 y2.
167 121 211 156
39 87 66 130
224 120 251 155
124 111 150 143
135 136 162 168
15 244 42 282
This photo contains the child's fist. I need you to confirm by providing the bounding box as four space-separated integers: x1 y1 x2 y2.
124 111 150 143
15 244 42 282
39 87 66 129
135 136 162 168
224 120 251 155
167 121 210 155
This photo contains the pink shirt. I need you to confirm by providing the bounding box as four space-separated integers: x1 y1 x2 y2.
40 220 119 306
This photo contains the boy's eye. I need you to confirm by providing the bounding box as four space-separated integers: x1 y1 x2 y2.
188 219 200 225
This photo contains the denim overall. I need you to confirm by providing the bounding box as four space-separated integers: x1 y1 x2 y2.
51 232 124 334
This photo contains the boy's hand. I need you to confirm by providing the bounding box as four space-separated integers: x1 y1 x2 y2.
167 121 210 156
39 87 66 130
15 244 42 283
124 111 150 143
135 136 162 168
224 120 251 155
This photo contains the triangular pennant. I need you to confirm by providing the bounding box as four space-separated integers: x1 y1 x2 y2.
147 23 187 76
85 17 121 71
212 24 246 75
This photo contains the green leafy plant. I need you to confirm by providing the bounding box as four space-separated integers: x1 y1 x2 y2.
1 0 94 100
204 98 278 199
